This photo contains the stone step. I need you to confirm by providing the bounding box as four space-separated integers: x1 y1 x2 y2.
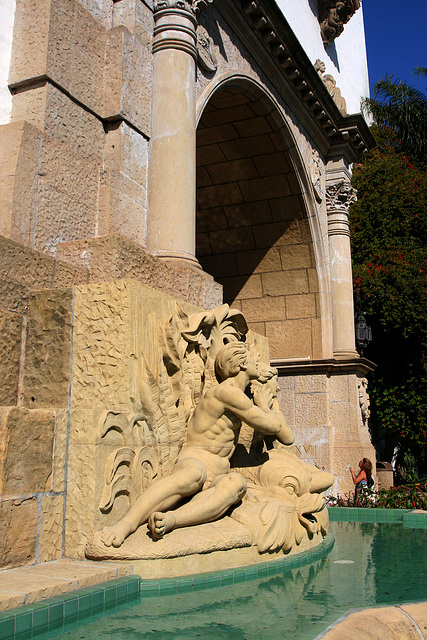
0 559 133 611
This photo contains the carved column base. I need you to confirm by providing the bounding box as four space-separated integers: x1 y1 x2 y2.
332 348 360 361
152 249 202 269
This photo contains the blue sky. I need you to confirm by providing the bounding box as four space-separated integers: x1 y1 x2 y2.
362 0 427 94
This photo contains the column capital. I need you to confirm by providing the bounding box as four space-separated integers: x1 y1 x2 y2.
154 0 213 14
326 181 356 237
326 181 357 212
153 4 198 59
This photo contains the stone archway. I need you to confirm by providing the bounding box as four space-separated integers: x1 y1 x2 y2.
196 84 323 361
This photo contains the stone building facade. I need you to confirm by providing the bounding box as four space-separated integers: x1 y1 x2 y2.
0 0 375 568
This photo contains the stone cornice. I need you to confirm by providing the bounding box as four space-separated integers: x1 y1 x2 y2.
270 357 376 377
218 0 374 157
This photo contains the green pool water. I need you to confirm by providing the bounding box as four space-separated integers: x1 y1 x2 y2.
19 521 427 640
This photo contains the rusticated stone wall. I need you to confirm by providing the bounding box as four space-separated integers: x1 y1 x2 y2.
2 0 152 255
0 408 66 567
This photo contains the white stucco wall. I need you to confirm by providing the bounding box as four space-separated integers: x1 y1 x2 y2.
0 0 369 122
277 0 370 114
0 0 16 125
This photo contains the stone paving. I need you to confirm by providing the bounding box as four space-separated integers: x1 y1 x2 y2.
319 603 427 639
0 559 133 611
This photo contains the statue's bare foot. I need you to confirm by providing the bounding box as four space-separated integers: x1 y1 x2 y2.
101 520 132 548
148 511 176 540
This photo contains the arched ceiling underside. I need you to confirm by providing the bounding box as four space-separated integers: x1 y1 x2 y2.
196 86 324 361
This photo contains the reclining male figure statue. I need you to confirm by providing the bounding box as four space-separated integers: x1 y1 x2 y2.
101 341 294 548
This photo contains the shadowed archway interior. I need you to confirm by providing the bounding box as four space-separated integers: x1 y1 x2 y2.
196 87 322 360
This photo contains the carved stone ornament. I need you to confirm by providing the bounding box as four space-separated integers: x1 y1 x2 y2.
196 25 218 72
318 0 361 47
311 149 324 203
85 303 333 561
358 377 371 425
326 181 357 211
154 0 213 13
314 59 347 115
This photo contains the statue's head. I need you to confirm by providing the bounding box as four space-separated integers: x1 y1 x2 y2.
256 363 279 397
215 342 248 380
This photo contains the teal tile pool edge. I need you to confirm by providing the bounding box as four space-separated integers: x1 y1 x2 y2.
139 529 335 598
0 576 141 640
327 507 415 524
402 511 427 529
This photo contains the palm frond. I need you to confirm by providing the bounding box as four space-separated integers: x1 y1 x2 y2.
363 72 427 165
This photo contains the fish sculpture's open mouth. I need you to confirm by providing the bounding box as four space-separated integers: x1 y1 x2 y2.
298 493 326 534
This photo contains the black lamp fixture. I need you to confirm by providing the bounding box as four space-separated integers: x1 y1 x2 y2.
355 311 372 355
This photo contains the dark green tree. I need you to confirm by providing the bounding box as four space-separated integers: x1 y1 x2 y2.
350 123 427 471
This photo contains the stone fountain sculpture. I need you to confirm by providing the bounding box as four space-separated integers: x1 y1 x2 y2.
86 303 333 563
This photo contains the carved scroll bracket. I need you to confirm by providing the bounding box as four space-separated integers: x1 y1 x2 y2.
358 377 371 425
196 24 218 72
318 0 361 47
311 149 324 203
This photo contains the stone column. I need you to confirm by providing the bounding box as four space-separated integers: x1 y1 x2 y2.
327 181 359 359
146 0 199 267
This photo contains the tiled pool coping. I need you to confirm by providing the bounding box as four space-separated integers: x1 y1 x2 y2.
1 508 426 640
0 576 141 640
138 529 335 598
328 506 427 528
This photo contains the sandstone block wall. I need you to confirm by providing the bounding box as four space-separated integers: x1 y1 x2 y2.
0 396 68 568
279 372 375 495
0 236 87 411
2 0 152 256
0 235 78 568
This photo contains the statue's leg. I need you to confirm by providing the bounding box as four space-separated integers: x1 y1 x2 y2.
148 472 247 539
101 458 207 547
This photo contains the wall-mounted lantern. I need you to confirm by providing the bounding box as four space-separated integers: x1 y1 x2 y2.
355 312 372 355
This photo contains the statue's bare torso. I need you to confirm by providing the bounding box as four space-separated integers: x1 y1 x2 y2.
185 387 242 459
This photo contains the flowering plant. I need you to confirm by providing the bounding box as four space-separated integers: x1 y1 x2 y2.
327 483 427 510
